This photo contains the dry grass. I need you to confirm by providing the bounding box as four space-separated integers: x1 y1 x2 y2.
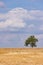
0 48 43 65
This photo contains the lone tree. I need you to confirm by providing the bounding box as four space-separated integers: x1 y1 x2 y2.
25 35 38 48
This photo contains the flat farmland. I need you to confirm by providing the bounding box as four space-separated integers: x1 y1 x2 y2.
0 48 43 65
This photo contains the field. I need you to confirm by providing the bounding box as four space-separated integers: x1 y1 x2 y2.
0 48 43 65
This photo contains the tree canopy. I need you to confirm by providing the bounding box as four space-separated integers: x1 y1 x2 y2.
25 35 38 48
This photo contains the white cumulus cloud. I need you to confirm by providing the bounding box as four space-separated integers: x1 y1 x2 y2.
0 8 28 31
0 7 43 31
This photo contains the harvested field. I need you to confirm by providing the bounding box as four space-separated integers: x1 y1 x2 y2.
0 48 43 65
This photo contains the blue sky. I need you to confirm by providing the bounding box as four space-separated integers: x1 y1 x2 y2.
0 0 43 47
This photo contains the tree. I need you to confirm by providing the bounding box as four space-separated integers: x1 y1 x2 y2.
25 35 38 48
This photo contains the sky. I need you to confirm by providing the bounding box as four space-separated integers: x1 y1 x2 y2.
0 0 43 48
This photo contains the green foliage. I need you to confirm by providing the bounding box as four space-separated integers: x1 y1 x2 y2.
25 35 38 48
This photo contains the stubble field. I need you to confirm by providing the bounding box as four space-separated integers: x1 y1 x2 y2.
0 48 43 65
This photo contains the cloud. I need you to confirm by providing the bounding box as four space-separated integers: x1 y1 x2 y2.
0 19 26 31
29 10 43 20
0 7 43 31
0 1 5 8
0 13 5 20
1 8 43 20
0 8 27 31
